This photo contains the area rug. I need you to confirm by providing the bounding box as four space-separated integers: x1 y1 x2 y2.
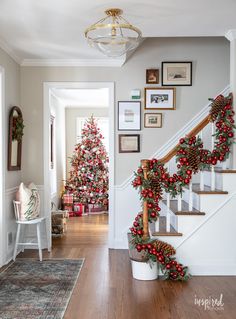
0 258 84 319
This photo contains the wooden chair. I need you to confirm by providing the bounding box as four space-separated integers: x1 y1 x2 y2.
13 200 49 261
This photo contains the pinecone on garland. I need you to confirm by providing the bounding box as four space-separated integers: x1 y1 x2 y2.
209 95 226 122
154 240 176 255
150 178 162 194
187 147 200 172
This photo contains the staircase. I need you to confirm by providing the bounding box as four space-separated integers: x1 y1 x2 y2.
130 89 236 275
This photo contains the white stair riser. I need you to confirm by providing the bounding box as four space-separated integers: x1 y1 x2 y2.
202 171 223 190
177 215 204 234
222 174 236 193
150 234 183 246
199 194 228 212
195 171 236 193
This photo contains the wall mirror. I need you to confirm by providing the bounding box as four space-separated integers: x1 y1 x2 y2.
8 106 24 171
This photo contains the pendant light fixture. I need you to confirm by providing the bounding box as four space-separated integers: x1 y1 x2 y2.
85 8 142 57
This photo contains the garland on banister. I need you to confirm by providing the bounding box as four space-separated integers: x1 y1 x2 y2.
130 93 235 281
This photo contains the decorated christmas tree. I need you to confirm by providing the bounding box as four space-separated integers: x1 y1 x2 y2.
65 116 109 208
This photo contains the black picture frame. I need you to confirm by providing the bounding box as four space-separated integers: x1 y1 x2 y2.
118 101 141 131
118 134 140 153
162 62 192 86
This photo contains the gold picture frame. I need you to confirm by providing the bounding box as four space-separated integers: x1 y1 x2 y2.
144 87 176 110
144 113 162 128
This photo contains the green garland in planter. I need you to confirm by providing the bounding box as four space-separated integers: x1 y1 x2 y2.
131 93 235 281
12 116 24 141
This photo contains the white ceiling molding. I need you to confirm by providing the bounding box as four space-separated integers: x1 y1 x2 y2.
21 58 126 67
0 38 22 65
225 30 236 41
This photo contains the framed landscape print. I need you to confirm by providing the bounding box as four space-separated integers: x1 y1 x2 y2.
146 69 159 84
162 62 192 86
118 101 141 131
119 134 140 153
144 87 176 110
144 113 162 128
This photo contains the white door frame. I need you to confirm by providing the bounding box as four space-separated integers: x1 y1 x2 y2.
43 82 115 249
0 66 5 267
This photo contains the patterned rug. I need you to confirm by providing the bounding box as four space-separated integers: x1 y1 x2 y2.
0 258 84 319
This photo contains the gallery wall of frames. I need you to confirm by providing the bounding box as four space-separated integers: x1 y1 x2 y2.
118 61 192 153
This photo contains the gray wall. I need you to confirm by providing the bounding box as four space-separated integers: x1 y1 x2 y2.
0 47 21 264
20 37 230 185
65 107 108 177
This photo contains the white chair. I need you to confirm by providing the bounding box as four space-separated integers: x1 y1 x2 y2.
13 200 49 262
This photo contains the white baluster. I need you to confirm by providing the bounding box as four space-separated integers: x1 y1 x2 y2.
166 193 171 232
200 172 204 191
155 218 160 232
199 130 204 191
177 194 182 211
222 160 227 170
189 181 193 211
211 122 215 190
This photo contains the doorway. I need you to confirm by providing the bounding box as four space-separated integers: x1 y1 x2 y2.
0 67 5 267
43 82 114 249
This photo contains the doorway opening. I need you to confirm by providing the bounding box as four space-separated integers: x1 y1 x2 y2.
0 67 5 267
43 82 114 249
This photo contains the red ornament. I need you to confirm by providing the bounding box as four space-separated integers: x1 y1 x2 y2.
150 211 157 218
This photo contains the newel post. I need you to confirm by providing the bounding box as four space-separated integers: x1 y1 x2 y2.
141 159 150 241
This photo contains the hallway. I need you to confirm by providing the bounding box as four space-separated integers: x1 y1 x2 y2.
17 215 236 319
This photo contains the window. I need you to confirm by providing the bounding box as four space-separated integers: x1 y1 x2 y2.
76 117 109 154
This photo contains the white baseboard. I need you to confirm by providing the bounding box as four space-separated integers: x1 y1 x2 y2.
188 265 236 276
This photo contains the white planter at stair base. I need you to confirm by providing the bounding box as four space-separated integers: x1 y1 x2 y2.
131 260 158 280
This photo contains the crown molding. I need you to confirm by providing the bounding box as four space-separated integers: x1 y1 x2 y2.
21 58 126 67
0 38 22 65
225 30 236 41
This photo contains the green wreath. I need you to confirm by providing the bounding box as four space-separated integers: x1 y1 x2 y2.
12 116 24 141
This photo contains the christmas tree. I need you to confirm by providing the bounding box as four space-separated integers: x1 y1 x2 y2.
65 116 109 207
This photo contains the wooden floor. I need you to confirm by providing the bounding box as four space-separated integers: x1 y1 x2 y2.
18 214 236 319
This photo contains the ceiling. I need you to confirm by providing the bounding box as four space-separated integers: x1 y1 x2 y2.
52 88 109 107
0 0 236 66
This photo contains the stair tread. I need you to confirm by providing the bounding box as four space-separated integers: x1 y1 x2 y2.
203 168 236 173
152 216 182 237
215 169 236 174
163 200 205 215
186 183 228 195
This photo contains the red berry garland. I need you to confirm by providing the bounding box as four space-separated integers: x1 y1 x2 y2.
131 94 235 281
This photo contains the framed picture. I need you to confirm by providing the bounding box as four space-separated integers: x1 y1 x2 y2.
162 62 192 86
119 134 140 153
118 101 141 131
144 113 162 128
146 69 159 84
144 87 176 110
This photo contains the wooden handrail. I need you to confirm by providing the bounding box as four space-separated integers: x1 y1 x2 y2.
143 114 211 165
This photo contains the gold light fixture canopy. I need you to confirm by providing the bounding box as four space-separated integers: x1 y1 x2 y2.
85 8 142 57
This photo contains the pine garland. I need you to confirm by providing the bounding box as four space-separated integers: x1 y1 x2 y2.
131 93 235 281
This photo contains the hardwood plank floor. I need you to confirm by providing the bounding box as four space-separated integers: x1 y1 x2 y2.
17 214 236 319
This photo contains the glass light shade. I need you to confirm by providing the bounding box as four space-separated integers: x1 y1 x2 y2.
85 9 142 57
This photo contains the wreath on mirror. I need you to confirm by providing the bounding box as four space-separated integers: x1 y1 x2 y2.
12 116 24 141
